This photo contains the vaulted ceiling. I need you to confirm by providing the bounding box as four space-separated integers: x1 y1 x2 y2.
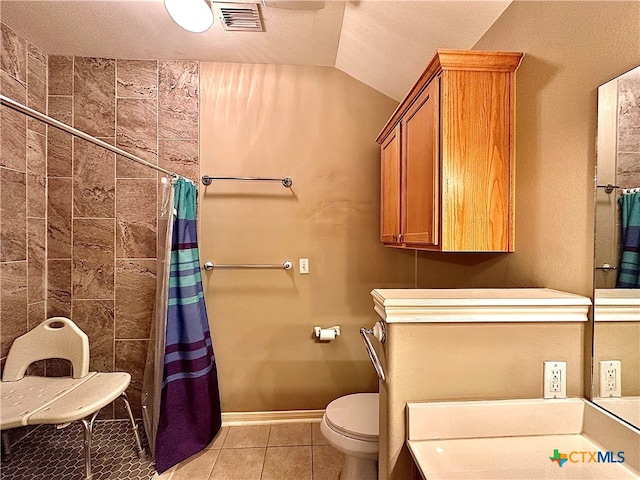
1 0 511 100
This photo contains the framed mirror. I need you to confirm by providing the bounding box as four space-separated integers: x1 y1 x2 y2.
593 65 640 428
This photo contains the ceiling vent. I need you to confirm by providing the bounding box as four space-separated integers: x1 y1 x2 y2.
214 3 264 32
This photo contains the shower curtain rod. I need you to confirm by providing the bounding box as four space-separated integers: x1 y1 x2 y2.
0 94 177 178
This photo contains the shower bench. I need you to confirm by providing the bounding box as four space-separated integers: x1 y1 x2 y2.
0 318 145 479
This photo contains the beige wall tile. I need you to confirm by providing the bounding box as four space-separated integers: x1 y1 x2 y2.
116 149 158 179
72 218 115 299
0 71 26 171
1 261 28 357
158 139 198 181
27 217 45 303
0 168 26 262
158 60 198 140
47 259 71 317
117 59 157 99
115 259 156 339
72 299 115 376
117 98 157 140
48 55 73 96
46 96 73 177
116 98 158 179
26 130 46 218
618 152 640 188
114 339 148 418
26 42 46 135
47 177 72 259
618 73 640 153
116 179 157 258
74 56 115 137
27 301 45 330
73 138 116 218
1 23 26 84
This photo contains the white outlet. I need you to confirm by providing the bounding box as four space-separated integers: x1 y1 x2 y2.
299 258 309 274
543 361 567 399
599 360 621 398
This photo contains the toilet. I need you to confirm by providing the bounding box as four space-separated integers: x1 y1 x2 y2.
320 392 379 480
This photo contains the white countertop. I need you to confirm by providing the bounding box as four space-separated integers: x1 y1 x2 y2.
407 434 638 480
371 288 591 323
406 398 640 479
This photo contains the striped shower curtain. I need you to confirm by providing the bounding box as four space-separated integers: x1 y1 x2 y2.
143 177 222 473
617 191 640 288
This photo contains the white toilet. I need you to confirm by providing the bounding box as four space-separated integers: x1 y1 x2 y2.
320 392 379 480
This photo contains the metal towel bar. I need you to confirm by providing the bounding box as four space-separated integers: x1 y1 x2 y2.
201 175 292 188
360 321 386 383
203 261 293 271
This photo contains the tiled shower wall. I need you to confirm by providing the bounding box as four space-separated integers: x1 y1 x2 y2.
617 69 640 187
0 22 200 419
0 23 47 370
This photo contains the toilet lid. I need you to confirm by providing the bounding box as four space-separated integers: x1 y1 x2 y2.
325 393 379 441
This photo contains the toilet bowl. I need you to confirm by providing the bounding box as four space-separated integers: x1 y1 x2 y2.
320 392 379 480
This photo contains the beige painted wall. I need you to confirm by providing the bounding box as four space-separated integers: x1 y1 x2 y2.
593 321 640 396
381 321 586 480
199 63 416 412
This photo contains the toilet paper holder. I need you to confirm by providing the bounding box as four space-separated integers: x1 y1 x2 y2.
314 326 340 341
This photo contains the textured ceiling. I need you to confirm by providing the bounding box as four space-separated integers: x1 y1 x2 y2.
1 0 511 100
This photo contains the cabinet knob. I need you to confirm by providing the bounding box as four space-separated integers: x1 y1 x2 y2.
392 234 397 242
398 233 404 243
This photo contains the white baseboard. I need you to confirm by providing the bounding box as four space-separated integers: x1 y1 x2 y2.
221 409 325 426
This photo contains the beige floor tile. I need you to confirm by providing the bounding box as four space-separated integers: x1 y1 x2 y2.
311 422 328 445
153 466 176 479
208 447 266 480
171 448 220 480
267 423 311 446
208 426 229 449
312 445 344 480
260 446 312 480
222 425 270 448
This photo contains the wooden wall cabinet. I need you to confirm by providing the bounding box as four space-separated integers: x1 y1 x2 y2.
376 50 523 252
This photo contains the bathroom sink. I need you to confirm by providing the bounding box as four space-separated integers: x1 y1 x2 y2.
406 398 640 479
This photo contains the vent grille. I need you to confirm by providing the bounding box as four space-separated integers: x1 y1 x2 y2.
215 3 263 31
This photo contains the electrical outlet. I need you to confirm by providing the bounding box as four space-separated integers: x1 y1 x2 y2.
299 258 309 274
599 360 621 398
543 361 567 399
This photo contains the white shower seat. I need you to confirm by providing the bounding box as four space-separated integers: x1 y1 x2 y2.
0 317 145 479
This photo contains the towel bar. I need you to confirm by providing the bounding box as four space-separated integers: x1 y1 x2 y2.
201 175 292 188
203 261 293 271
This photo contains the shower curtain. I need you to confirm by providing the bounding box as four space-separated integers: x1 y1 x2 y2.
617 191 640 287
142 176 222 473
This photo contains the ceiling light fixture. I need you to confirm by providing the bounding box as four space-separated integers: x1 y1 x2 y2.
165 0 214 33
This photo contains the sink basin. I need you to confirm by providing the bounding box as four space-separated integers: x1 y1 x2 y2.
406 398 640 479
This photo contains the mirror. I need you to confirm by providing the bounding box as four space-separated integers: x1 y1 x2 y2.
593 65 640 429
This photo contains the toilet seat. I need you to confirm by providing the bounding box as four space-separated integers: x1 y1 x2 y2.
324 393 378 442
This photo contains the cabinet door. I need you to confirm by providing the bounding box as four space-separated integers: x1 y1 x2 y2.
380 126 401 244
401 78 439 246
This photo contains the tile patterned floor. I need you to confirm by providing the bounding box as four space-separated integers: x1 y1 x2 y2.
157 423 344 480
0 421 344 480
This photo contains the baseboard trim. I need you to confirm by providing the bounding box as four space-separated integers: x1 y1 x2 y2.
221 409 325 426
